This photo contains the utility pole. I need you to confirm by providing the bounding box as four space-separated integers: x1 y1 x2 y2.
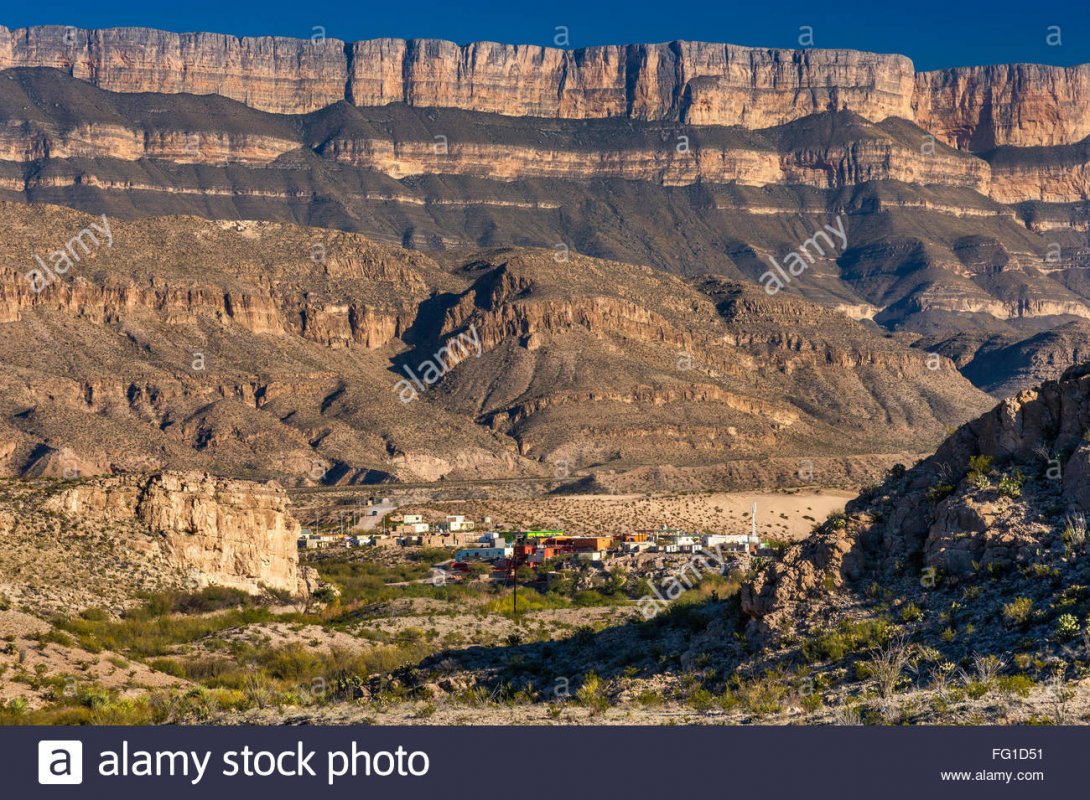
750 502 758 553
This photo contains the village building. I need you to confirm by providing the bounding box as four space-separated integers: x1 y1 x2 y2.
439 515 475 532
454 545 513 562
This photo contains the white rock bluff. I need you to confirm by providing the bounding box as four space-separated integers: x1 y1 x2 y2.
47 471 315 596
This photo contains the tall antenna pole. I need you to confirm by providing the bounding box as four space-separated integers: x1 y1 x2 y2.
751 502 757 551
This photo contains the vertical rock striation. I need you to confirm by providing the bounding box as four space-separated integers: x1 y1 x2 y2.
1 24 1085 149
914 64 1090 150
46 472 312 596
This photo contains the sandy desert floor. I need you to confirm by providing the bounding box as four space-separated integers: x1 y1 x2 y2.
406 489 855 540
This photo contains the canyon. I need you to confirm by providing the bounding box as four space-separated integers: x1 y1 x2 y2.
0 201 988 487
0 23 1086 474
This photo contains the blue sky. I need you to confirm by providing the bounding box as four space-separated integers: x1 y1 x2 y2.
3 0 1088 70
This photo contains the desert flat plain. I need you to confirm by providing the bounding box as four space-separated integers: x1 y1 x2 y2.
0 23 1089 726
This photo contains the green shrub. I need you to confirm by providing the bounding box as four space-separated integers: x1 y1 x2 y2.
142 587 256 615
1054 613 1080 641
687 688 716 712
35 629 74 647
964 681 990 699
928 483 955 502
967 455 993 489
827 514 848 531
996 675 1035 698
575 673 609 712
633 689 662 707
997 469 1025 499
801 619 893 663
900 603 924 623
1002 597 1034 629
737 674 788 716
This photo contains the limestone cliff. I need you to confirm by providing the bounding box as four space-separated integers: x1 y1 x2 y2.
914 64 1090 150
46 472 313 596
0 24 1086 149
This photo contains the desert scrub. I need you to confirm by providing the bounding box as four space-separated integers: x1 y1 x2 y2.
1062 514 1087 551
413 702 437 719
801 618 893 663
486 591 571 616
1054 613 1080 641
315 553 466 606
967 455 993 489
735 672 789 716
899 603 924 623
686 687 716 712
34 628 74 647
997 469 1025 499
56 606 275 657
996 675 1035 698
927 483 955 502
1002 597 1034 629
575 672 610 712
140 586 257 615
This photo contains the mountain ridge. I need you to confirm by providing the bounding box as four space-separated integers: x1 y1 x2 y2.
0 200 990 485
2 24 1088 149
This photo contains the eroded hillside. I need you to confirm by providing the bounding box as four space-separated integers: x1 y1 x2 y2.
0 202 990 485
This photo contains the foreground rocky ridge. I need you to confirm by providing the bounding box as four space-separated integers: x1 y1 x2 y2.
1 24 1087 151
742 361 1090 655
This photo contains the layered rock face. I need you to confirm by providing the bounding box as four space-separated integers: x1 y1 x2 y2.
0 25 348 114
0 68 996 195
1 24 1086 149
0 202 992 487
348 39 917 128
46 472 312 596
915 64 1090 150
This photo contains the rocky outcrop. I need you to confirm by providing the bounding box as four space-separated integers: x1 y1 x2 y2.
0 261 410 349
46 471 313 596
1 24 1086 149
742 362 1090 638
